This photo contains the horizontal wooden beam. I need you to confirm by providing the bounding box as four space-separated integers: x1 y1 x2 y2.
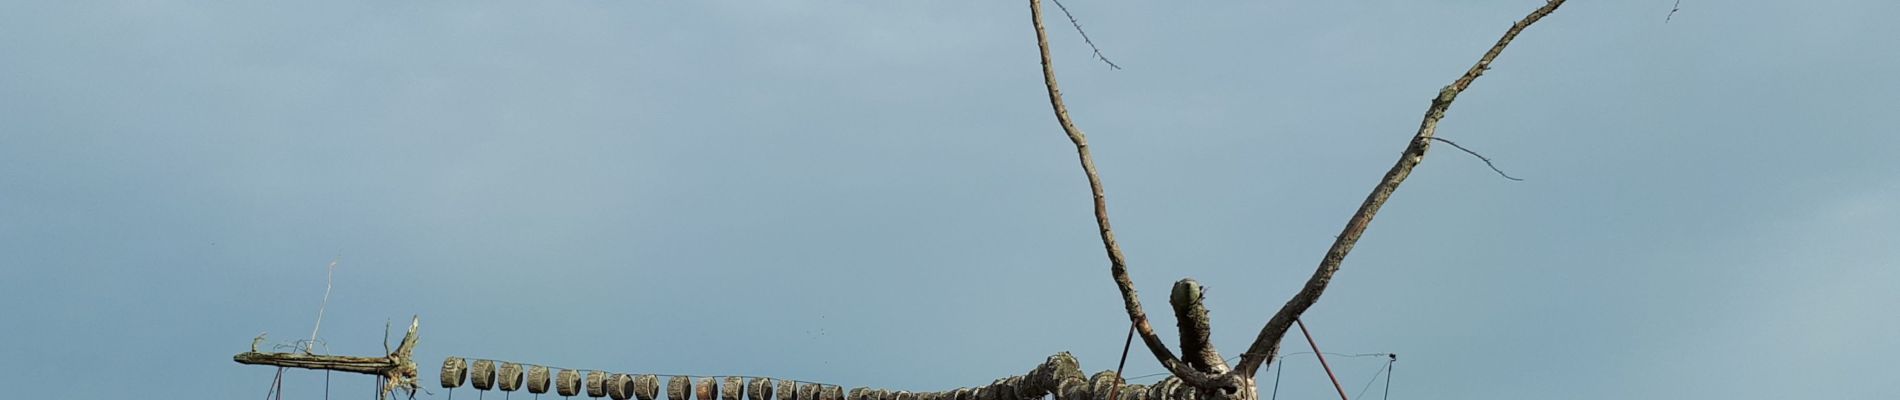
234 316 421 399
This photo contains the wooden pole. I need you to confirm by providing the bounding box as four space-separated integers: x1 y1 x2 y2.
234 316 422 398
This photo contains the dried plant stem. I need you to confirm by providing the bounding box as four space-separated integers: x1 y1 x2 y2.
307 257 337 353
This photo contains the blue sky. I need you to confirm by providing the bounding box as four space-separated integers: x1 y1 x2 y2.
2 1 1896 399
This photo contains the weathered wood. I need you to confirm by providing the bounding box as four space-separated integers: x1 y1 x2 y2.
235 352 400 375
776 380 798 400
722 377 745 400
747 378 774 400
1005 376 1029 399
500 362 525 391
820 385 843 400
991 377 1018 400
1122 385 1148 400
798 383 820 400
636 375 662 400
697 377 719 400
1146 377 1177 400
471 360 498 390
589 371 609 398
1026 353 1082 393
529 365 551 394
953 388 974 400
559 369 582 397
234 317 423 399
611 374 636 400
441 357 467 389
1087 371 1118 400
669 376 693 400
1230 0 1572 382
1056 378 1088 400
1169 279 1227 374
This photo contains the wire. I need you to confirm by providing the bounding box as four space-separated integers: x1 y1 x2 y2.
1382 360 1393 400
1269 361 1283 400
1351 359 1390 400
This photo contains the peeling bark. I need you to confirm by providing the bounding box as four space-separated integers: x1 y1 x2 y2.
233 316 421 398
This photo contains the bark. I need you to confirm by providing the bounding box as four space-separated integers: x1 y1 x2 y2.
1170 279 1227 374
1026 0 1210 385
233 316 421 398
1232 0 1570 376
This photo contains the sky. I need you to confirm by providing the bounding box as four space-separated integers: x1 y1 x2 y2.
2 1 1897 399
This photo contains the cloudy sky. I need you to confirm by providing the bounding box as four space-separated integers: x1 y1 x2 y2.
3 1 1896 399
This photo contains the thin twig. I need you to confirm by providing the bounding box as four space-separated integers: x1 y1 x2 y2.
1028 0 1207 385
1666 0 1681 23
307 257 338 354
1428 137 1523 181
1049 0 1122 70
1235 0 1569 376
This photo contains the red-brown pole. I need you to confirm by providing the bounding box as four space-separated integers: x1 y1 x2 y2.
1108 322 1135 400
1296 319 1350 400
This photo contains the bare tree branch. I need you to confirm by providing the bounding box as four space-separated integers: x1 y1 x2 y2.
235 316 423 398
1027 0 1210 384
1170 279 1229 374
1233 0 1569 376
1049 0 1122 70
1429 137 1523 181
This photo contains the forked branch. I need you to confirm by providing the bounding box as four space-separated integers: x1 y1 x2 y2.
1233 0 1569 376
1027 0 1211 384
